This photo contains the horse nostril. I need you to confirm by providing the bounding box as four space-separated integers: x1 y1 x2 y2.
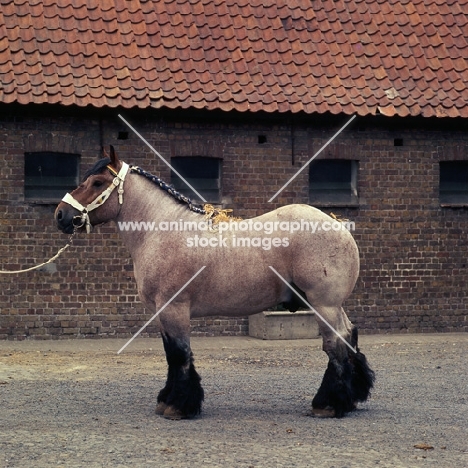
57 210 63 221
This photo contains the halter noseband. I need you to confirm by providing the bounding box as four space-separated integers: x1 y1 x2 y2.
61 162 130 233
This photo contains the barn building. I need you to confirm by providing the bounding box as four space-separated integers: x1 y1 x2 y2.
0 0 467 339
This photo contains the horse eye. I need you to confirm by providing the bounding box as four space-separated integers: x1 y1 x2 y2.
93 180 104 188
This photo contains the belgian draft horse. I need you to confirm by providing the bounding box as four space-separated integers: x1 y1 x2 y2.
55 146 374 420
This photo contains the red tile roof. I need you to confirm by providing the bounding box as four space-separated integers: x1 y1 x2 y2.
0 0 467 118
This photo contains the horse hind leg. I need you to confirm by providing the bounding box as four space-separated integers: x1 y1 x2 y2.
311 306 375 418
156 333 204 420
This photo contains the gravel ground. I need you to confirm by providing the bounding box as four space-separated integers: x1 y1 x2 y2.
0 333 467 468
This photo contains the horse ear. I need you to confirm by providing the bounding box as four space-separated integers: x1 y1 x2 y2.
109 145 122 171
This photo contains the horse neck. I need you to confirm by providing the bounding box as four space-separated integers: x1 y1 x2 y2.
114 171 202 252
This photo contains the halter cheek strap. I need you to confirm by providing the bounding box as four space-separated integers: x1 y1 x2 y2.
61 162 130 233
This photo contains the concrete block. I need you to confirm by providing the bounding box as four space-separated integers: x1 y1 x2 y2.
249 311 320 340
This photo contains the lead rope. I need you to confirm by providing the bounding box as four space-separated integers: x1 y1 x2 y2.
0 230 77 274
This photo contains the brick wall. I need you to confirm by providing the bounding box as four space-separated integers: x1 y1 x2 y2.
0 104 467 339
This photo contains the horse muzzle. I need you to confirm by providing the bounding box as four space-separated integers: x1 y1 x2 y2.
55 205 83 234
56 192 97 234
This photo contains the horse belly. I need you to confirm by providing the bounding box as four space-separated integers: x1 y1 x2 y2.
189 250 287 318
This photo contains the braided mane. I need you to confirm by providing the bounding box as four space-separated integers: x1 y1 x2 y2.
130 165 206 214
82 158 239 223
129 166 241 223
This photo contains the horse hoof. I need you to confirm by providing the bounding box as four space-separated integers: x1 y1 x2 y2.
163 405 186 420
155 402 168 415
311 406 336 418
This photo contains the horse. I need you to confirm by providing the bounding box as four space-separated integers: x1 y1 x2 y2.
55 146 375 420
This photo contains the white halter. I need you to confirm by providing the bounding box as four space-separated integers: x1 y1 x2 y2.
61 162 130 233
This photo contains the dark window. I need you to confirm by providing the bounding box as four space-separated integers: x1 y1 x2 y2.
170 157 221 203
440 161 468 206
24 151 80 203
24 152 80 202
309 159 358 206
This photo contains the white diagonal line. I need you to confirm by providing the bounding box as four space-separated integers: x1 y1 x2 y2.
268 114 357 202
118 114 207 202
268 266 356 354
117 266 206 354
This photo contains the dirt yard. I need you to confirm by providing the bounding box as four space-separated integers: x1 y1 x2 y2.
0 333 467 467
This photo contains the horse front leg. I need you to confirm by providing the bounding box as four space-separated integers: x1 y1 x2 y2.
155 306 204 420
311 306 375 418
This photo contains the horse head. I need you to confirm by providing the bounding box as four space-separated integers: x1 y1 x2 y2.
55 146 128 234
